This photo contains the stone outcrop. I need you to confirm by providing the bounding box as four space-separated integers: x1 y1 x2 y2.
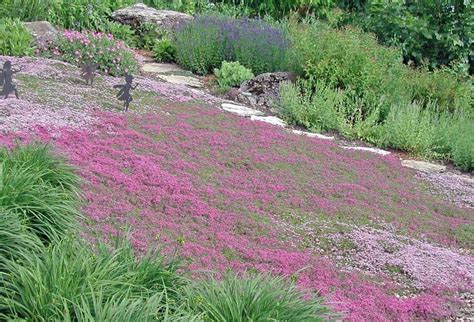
111 4 192 31
23 21 57 45
229 72 295 113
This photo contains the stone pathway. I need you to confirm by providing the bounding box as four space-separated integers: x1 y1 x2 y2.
140 62 203 88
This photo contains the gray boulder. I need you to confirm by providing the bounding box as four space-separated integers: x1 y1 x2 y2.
231 72 295 113
111 4 192 31
23 21 57 45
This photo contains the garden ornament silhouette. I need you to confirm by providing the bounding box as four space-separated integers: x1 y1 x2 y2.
80 63 99 86
114 74 138 112
0 60 21 99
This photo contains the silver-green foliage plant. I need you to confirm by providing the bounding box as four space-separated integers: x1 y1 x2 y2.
214 61 254 91
279 79 345 132
0 18 34 57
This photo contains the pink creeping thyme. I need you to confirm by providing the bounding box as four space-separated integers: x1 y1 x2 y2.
1 56 472 320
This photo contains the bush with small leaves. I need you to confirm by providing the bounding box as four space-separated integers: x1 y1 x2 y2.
153 38 177 63
214 61 254 91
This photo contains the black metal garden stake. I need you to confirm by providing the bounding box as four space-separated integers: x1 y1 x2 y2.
114 75 138 112
80 63 99 86
0 61 21 99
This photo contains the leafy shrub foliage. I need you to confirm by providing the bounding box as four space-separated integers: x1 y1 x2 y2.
279 79 344 132
175 15 289 75
282 20 473 170
135 22 165 50
183 273 331 321
0 18 34 57
349 1 474 73
38 30 138 76
47 0 135 31
216 0 335 18
153 38 177 63
214 61 254 90
98 20 138 48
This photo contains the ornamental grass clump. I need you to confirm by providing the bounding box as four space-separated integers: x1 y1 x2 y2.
175 15 289 75
0 237 186 321
183 273 331 321
0 209 43 269
0 143 81 245
38 30 138 76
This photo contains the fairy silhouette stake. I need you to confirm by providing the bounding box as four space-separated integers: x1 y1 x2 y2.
114 74 138 112
0 61 21 99
80 62 99 86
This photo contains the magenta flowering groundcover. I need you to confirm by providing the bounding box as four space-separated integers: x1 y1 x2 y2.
1 56 473 321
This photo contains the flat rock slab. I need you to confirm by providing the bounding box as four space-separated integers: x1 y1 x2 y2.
250 115 286 127
157 74 202 88
23 21 57 44
343 146 391 156
401 160 446 173
291 129 334 140
221 103 264 117
141 63 185 74
111 4 192 31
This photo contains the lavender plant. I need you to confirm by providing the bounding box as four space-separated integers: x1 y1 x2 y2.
174 15 289 75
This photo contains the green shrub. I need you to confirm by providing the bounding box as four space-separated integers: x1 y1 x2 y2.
38 29 138 76
216 0 334 19
377 101 441 156
290 22 473 116
47 0 135 31
99 20 138 48
0 237 185 321
135 22 165 50
184 273 331 321
279 79 344 132
0 18 34 57
354 1 474 73
0 143 81 244
153 38 177 63
409 68 473 115
0 0 54 21
214 61 254 91
290 24 407 116
439 117 474 171
174 15 289 75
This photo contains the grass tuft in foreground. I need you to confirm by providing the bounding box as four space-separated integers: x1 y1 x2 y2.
0 143 81 244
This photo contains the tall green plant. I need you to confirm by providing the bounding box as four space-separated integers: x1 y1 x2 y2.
216 0 334 18
0 209 43 269
0 143 81 244
345 1 474 73
0 18 34 57
0 237 185 321
0 0 54 21
184 273 332 321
